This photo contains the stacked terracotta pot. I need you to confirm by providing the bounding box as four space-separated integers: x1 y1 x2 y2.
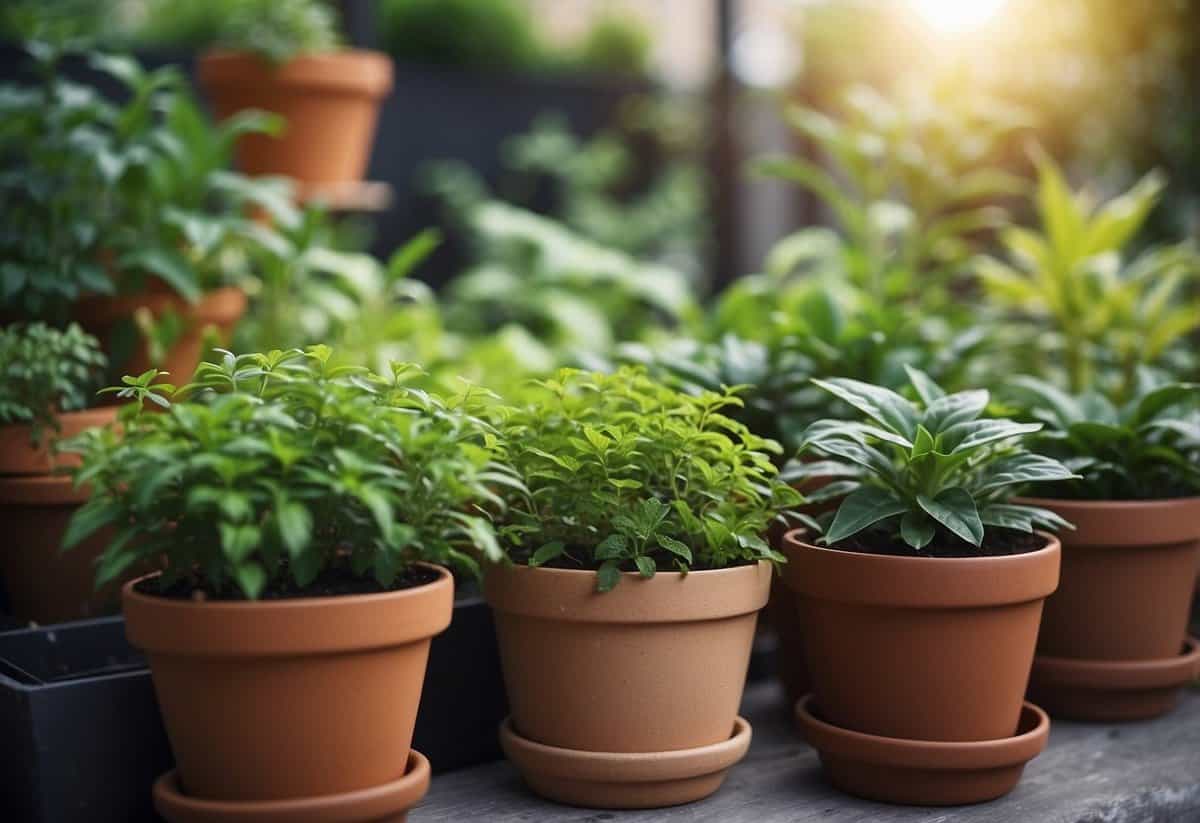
0 408 119 624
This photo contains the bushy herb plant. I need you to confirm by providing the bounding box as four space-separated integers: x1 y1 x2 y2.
64 347 508 600
216 0 340 63
797 368 1076 555
1004 375 1200 500
0 43 297 322
488 367 802 591
0 323 107 445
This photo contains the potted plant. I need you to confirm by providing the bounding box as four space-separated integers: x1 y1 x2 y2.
197 0 393 188
1005 375 1200 720
1 44 297 380
781 368 1076 805
65 347 504 821
482 367 800 809
0 323 123 624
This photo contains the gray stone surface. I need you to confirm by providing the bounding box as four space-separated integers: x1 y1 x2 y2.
415 682 1200 822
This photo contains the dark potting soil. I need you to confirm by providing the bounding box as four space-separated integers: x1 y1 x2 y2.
830 527 1047 559
136 564 441 602
531 549 754 574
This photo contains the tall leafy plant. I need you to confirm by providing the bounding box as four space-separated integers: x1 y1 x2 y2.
65 347 508 599
977 152 1200 399
796 368 1076 554
488 368 802 590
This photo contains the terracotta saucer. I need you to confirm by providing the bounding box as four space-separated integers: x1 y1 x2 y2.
499 715 752 809
1029 636 1200 722
795 696 1049 806
153 749 430 822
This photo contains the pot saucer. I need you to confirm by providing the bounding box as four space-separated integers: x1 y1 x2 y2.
1029 636 1200 722
795 695 1049 806
153 749 429 823
499 715 752 809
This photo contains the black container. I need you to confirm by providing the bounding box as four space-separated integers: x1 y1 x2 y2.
0 617 172 823
414 588 509 773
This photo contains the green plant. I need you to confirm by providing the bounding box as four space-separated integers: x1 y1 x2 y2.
64 347 508 599
378 0 544 71
569 13 652 77
977 152 1200 400
1003 374 1200 500
0 323 107 444
797 368 1076 555
0 43 297 323
215 0 340 62
488 367 802 591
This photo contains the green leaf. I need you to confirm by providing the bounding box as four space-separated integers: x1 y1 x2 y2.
974 454 1078 495
904 365 946 405
63 498 121 551
596 559 622 592
900 511 935 550
824 487 910 545
595 533 627 560
276 500 312 557
117 248 201 303
941 420 1043 454
918 488 984 546
811 378 919 440
530 541 565 567
656 534 692 563
234 563 267 599
922 390 989 435
634 555 656 578
219 523 261 563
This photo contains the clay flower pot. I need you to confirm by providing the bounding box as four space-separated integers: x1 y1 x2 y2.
76 286 246 382
198 50 393 185
124 564 451 821
0 407 117 476
781 529 1060 804
1020 497 1200 721
0 475 122 624
484 561 769 808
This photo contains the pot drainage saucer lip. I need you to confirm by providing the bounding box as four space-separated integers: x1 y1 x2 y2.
1030 636 1200 722
153 749 430 823
795 696 1049 806
499 715 751 809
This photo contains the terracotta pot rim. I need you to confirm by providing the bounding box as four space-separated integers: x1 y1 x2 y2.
1018 495 1200 510
152 749 429 821
124 563 453 657
0 473 90 505
500 715 752 783
781 529 1061 608
1032 636 1200 691
77 285 247 327
198 49 393 97
484 560 772 623
796 695 1049 770
1016 496 1200 546
0 406 119 477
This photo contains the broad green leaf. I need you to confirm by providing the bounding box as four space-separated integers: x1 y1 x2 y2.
904 365 946 405
824 487 910 545
276 500 312 557
234 563 267 599
922 390 988 435
596 560 622 592
634 555 656 578
62 498 121 550
973 454 1078 494
656 534 692 563
941 419 1042 454
595 533 628 560
811 378 919 440
918 488 984 546
530 541 565 567
900 511 935 550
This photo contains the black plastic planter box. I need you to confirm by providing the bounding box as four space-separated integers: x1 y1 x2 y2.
414 588 509 773
0 617 172 823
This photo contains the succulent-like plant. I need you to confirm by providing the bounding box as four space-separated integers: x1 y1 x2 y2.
65 347 508 599
488 367 802 591
796 368 1076 555
1003 374 1200 500
0 323 107 445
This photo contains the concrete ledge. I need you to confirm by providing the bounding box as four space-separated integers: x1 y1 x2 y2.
417 681 1200 822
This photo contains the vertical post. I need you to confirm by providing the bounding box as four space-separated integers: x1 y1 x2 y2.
710 0 739 291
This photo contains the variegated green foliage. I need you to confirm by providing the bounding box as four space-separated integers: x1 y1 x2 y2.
64 347 510 599
977 151 1200 399
487 368 802 591
1004 374 1200 500
797 368 1076 553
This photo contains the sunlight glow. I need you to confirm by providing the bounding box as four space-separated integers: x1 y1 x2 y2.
909 0 1008 34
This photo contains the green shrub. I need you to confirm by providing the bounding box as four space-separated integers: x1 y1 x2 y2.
65 347 508 599
378 0 544 71
488 367 802 591
0 323 107 445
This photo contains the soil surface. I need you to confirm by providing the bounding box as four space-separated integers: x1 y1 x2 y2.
530 548 754 574
830 527 1047 559
138 564 441 601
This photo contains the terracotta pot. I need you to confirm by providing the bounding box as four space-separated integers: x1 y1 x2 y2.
781 530 1060 742
484 561 769 807
198 50 393 185
76 285 246 383
123 564 452 806
1020 497 1200 721
0 475 121 624
795 696 1049 806
0 407 118 476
